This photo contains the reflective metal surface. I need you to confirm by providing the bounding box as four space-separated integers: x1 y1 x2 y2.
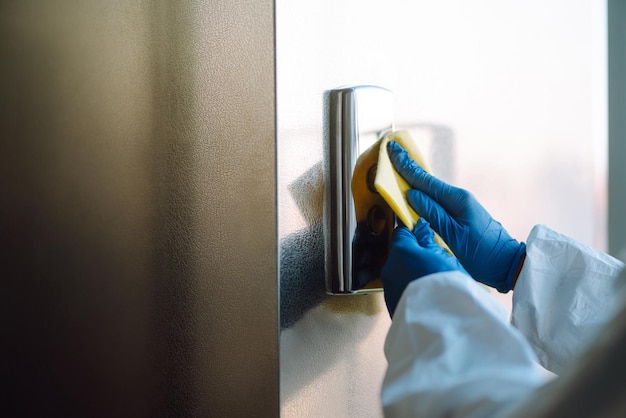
324 86 394 294
2 2 278 416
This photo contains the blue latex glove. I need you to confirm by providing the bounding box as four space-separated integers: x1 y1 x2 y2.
381 218 467 317
387 141 526 293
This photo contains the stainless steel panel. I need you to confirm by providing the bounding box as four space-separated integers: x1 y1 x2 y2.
2 1 278 416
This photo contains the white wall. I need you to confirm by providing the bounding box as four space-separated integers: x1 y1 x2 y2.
278 1 606 416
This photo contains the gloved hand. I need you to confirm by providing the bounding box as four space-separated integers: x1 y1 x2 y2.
382 218 467 317
387 141 526 293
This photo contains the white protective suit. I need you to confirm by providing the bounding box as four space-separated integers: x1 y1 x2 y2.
382 224 625 418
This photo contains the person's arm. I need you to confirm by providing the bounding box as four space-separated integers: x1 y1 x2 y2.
383 272 547 418
511 224 625 375
387 141 626 373
383 141 625 415
380 219 547 417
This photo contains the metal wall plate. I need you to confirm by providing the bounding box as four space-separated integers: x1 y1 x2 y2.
324 86 394 294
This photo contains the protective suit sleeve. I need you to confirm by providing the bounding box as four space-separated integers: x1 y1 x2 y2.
511 224 625 375
382 271 546 418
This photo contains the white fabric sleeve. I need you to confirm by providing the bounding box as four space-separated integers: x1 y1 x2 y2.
511 224 625 375
382 271 546 418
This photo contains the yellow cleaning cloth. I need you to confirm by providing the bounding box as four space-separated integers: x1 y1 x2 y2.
374 130 450 251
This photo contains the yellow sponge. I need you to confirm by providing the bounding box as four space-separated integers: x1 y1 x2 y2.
374 130 450 251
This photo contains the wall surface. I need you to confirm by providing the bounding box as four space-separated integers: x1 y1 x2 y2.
277 1 606 416
608 0 626 259
2 1 277 416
